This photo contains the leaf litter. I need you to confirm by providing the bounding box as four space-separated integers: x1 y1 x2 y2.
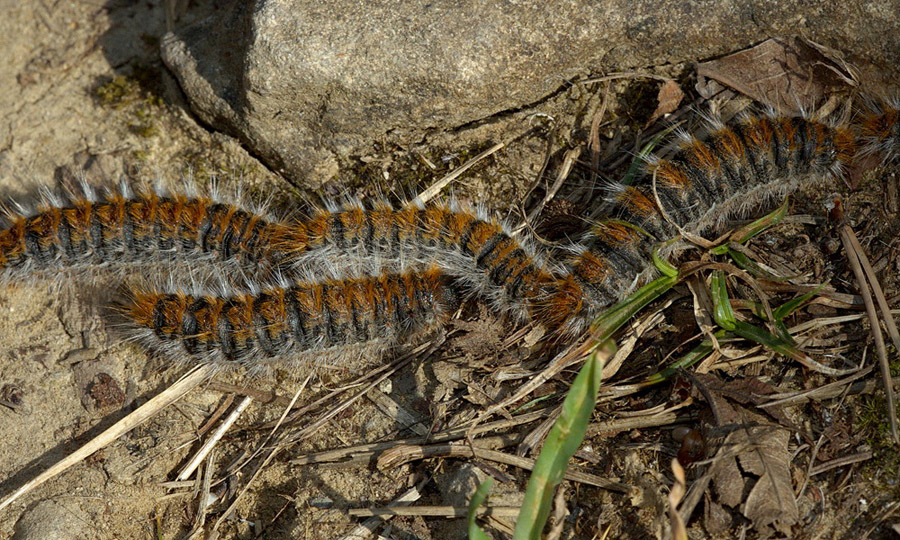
2 35 900 540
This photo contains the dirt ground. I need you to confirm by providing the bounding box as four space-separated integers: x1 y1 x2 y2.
0 2 898 540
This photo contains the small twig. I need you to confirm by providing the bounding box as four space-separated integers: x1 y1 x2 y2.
195 394 235 436
585 410 688 438
347 505 522 518
579 72 672 84
269 342 437 430
366 388 429 437
337 486 422 539
185 448 216 539
287 344 433 444
376 443 629 492
809 450 874 476
178 395 253 481
846 227 900 350
759 367 877 407
290 409 551 467
415 126 537 204
589 84 611 188
467 343 583 438
839 224 899 442
520 146 582 229
0 364 214 513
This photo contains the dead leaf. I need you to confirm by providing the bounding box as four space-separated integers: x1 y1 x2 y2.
691 374 800 537
738 420 798 536
692 373 798 434
703 493 733 537
647 80 684 126
697 36 857 114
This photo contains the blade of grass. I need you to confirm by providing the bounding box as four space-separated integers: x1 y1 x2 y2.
590 275 678 343
710 271 736 331
709 271 835 371
468 478 494 540
773 285 825 321
710 197 790 255
511 341 613 540
645 331 732 384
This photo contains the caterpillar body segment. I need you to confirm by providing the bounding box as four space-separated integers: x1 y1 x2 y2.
0 182 298 281
858 101 900 165
273 199 558 321
121 267 459 368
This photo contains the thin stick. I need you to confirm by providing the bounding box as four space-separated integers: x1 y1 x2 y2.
846 229 900 350
414 140 508 204
336 486 422 540
840 225 899 442
178 394 253 481
520 146 582 229
0 364 214 513
809 450 874 475
290 409 552 467
376 443 629 492
348 505 522 518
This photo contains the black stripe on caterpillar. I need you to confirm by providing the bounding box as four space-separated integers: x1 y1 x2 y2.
119 266 459 369
0 181 299 282
543 112 857 335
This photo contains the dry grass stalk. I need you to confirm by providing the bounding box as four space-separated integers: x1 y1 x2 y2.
178 395 253 481
839 224 899 442
0 364 214 513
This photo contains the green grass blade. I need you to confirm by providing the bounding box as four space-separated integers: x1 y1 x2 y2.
772 285 824 321
710 271 807 360
511 342 612 540
730 319 809 363
732 196 789 244
711 197 790 255
468 478 494 540
652 240 679 278
710 271 736 331
645 330 732 384
590 275 678 343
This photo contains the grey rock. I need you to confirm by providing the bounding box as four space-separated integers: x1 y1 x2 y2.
161 0 900 189
12 499 92 540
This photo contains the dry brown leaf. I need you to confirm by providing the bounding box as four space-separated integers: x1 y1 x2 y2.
704 409 799 537
737 420 798 536
697 36 856 114
703 494 733 537
647 80 684 126
692 373 799 434
692 374 800 537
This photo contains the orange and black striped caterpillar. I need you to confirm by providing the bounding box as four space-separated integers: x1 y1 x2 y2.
121 267 458 370
1 104 897 365
0 181 302 281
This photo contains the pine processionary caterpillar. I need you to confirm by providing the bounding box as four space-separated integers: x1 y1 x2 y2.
0 181 299 281
271 199 557 321
6 103 898 363
545 113 858 335
858 101 900 165
120 267 459 368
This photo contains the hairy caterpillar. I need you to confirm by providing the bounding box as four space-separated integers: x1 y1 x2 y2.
272 199 557 321
120 267 459 369
858 101 900 165
544 113 859 335
0 181 299 282
6 105 897 356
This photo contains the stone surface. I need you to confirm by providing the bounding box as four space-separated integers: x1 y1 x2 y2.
12 499 91 540
161 0 900 188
